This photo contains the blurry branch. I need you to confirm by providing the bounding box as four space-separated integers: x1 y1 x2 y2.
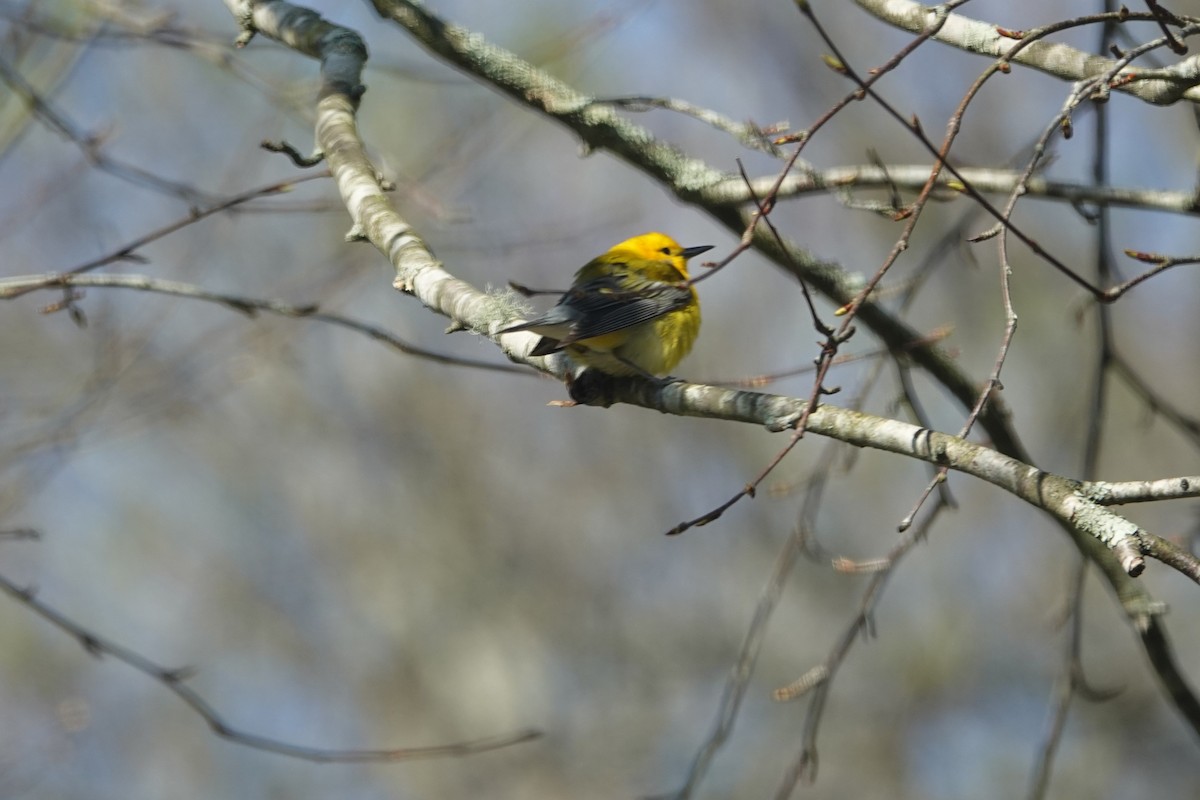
594 95 787 156
775 500 950 791
0 1 252 54
1029 13 1129 790
1145 0 1190 55
0 569 540 762
0 528 39 540
0 0 470 89
699 164 1200 216
0 52 215 205
367 0 733 193
851 0 1200 105
655 497 808 800
0 1 237 53
1110 354 1200 450
0 2 328 126
0 6 87 155
1028 557 1123 800
0 272 530 375
705 325 953 388
0 173 329 301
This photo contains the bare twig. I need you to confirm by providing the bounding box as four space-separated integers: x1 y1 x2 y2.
0 272 532 375
0 571 540 762
0 52 216 204
0 174 330 300
773 501 949 791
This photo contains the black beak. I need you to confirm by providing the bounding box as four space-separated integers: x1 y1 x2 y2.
682 244 714 260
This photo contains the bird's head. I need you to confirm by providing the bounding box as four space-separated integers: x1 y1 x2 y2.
610 232 714 278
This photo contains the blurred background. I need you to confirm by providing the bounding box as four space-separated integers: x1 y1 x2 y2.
1 1 1198 797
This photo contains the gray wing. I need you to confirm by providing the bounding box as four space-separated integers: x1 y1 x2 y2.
548 272 692 344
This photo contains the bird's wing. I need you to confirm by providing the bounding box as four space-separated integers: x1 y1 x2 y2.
553 272 692 344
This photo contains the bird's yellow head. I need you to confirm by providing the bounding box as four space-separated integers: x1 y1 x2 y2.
607 232 712 279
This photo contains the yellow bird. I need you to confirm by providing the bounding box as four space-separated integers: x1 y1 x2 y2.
501 232 712 377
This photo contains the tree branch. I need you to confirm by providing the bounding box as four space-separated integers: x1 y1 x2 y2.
850 0 1200 105
0 569 539 762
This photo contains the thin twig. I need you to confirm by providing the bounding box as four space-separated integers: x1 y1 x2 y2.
0 174 331 300
0 571 540 762
0 273 532 375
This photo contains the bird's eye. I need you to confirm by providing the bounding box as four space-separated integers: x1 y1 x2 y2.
659 246 672 255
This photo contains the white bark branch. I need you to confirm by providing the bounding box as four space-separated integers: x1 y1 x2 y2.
852 0 1200 105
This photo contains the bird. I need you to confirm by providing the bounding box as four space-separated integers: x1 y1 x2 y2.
500 232 712 377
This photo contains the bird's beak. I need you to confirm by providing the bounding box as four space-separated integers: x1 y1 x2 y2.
682 244 714 260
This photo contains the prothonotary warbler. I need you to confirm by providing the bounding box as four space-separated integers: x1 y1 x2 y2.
500 232 712 377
